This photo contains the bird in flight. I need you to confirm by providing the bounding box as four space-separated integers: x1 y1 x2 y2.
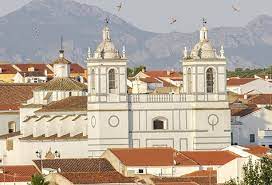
170 17 177 24
232 5 240 12
117 2 123 12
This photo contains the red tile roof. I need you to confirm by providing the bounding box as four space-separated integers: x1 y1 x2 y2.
0 83 40 110
248 94 272 105
152 169 217 185
15 64 53 74
156 183 199 185
35 96 87 112
0 165 39 182
60 172 135 184
70 64 86 74
140 77 161 83
33 158 116 173
227 78 256 86
144 71 181 78
231 103 260 117
0 64 17 74
110 148 177 166
177 151 240 166
243 145 270 156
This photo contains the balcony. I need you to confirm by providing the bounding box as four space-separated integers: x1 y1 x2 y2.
258 129 272 138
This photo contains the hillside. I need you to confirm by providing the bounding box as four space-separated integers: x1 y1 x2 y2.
0 0 271 69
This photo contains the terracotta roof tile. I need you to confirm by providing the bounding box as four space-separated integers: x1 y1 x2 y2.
110 147 177 166
15 64 53 74
227 78 256 86
70 64 86 73
0 83 40 110
18 71 46 77
61 172 135 184
152 169 217 185
156 183 199 185
140 77 161 83
0 165 39 182
35 77 87 91
243 145 270 156
177 151 240 165
144 71 181 78
35 96 87 112
248 94 272 105
33 158 116 173
0 64 17 74
230 103 260 117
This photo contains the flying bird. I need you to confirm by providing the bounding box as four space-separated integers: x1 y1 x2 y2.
232 5 240 12
170 17 177 24
117 2 123 12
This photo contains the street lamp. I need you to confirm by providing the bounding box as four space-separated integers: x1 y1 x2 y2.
54 150 61 158
36 150 43 174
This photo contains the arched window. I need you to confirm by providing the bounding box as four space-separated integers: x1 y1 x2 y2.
187 68 192 94
8 121 16 133
91 69 95 91
206 68 214 93
153 118 168 130
109 69 116 93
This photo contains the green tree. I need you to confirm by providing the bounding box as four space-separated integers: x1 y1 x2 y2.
29 174 50 185
224 156 272 185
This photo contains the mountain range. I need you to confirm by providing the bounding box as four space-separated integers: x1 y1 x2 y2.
0 0 272 70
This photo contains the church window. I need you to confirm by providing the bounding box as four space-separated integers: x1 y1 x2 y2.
206 68 214 93
153 118 168 130
8 121 16 133
187 68 192 94
109 69 116 93
91 69 95 91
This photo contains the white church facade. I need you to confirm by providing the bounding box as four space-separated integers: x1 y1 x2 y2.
87 25 231 157
0 23 231 164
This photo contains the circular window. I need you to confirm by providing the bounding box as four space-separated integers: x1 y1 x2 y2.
108 115 120 127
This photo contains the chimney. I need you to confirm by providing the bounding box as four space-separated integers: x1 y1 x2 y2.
244 94 248 100
167 70 170 76
44 69 48 76
141 68 145 73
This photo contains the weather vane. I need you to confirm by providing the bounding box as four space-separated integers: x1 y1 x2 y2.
60 35 63 51
202 17 207 26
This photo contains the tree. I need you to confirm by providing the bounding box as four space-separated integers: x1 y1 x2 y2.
224 156 272 185
29 174 50 185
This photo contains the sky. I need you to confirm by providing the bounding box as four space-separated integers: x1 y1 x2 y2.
0 0 272 33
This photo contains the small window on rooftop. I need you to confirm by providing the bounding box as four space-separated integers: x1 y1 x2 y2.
69 92 72 97
28 67 35 72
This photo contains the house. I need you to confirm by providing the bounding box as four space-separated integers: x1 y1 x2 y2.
0 63 86 83
0 83 39 136
130 70 182 94
102 148 240 177
13 71 47 83
32 158 138 185
227 78 272 95
227 78 256 94
231 102 272 147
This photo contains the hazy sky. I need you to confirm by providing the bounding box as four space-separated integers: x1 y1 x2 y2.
0 0 272 33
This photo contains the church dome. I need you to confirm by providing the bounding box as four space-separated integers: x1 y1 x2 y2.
93 26 121 59
190 26 217 59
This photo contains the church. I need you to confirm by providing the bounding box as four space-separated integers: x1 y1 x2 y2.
0 23 231 164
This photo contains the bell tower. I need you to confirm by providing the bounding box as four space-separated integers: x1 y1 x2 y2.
87 22 129 157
